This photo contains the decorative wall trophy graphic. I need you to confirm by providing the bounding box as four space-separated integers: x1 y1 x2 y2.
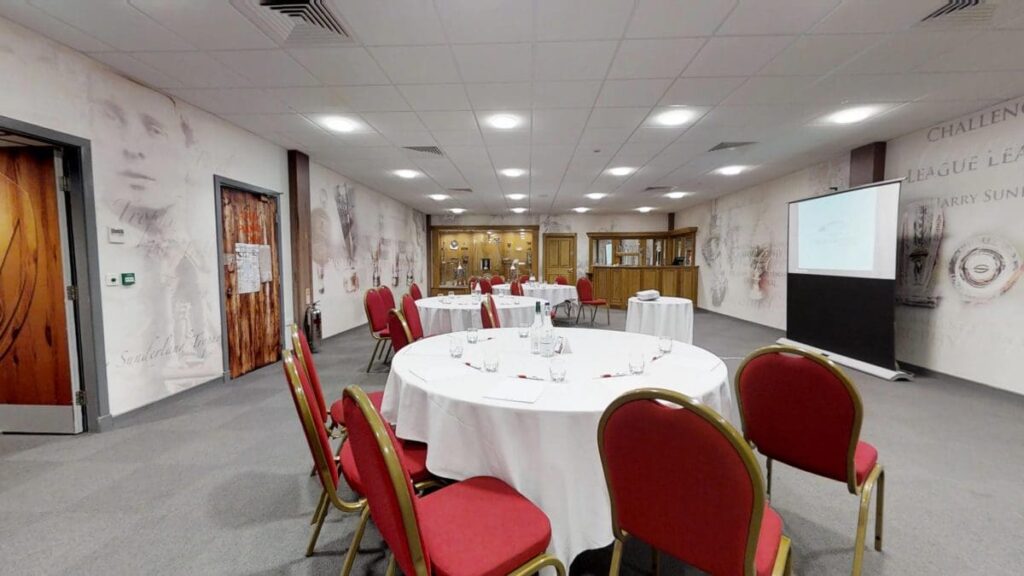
391 252 400 287
404 252 415 285
702 201 728 307
334 183 359 293
897 199 944 307
748 244 772 302
948 234 1022 303
370 240 382 288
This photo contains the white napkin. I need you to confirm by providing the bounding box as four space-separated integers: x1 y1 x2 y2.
483 378 546 404
636 289 660 301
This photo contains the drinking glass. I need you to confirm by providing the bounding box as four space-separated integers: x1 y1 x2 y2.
466 327 479 344
549 357 567 382
628 351 646 375
448 335 463 359
517 322 530 338
658 337 673 354
447 291 454 297
483 349 499 372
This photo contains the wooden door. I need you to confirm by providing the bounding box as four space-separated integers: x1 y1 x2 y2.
543 234 575 283
1 147 81 433
221 186 281 379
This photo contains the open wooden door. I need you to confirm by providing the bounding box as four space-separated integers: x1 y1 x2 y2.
543 233 576 283
220 185 281 379
0 147 83 433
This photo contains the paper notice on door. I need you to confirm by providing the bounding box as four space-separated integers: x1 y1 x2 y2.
258 244 272 282
236 243 261 294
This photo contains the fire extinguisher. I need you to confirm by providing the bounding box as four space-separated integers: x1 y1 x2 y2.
304 301 323 353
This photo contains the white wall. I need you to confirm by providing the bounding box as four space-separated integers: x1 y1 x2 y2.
0 17 292 416
309 162 427 338
674 157 850 329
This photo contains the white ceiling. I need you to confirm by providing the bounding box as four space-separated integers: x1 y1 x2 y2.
4 0 1024 215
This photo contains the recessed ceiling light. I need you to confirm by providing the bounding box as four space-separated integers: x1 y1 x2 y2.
448 208 466 214
665 191 692 199
506 193 527 200
653 108 696 126
585 192 607 200
572 207 591 213
428 194 449 201
715 165 748 176
635 206 655 213
510 207 528 214
486 114 521 129
394 169 421 179
500 168 526 178
320 115 360 133
826 106 880 125
608 166 636 176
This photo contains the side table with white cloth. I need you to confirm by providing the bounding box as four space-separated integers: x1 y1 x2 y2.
415 295 541 336
380 327 734 569
491 282 579 310
625 296 694 344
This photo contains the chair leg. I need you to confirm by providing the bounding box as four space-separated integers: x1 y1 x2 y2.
306 491 330 557
310 490 327 525
367 339 381 372
605 304 610 325
609 538 624 576
652 547 660 576
384 552 396 576
766 457 773 499
852 465 883 576
340 506 370 576
590 305 597 325
875 467 885 552
773 535 792 576
575 304 584 324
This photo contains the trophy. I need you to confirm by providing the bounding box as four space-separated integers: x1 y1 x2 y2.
897 199 943 308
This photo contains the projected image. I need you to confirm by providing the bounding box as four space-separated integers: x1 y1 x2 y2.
797 187 877 272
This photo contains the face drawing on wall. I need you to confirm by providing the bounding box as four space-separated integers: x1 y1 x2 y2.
948 235 1022 303
333 182 359 293
702 201 729 307
897 199 944 307
748 244 773 302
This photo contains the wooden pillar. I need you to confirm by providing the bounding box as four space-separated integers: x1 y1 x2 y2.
287 150 312 322
667 213 675 230
425 214 432 294
849 141 886 187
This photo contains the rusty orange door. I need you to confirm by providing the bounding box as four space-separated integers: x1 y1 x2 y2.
220 186 281 379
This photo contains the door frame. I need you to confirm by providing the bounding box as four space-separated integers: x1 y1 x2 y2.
0 115 107 432
213 175 285 381
542 232 577 282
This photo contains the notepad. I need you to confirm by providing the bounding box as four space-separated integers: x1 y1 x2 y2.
483 379 545 404
410 364 469 383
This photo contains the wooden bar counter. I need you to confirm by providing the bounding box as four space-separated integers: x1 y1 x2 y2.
590 265 699 309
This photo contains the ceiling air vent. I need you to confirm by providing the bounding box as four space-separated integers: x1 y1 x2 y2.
708 141 756 152
403 145 445 157
918 0 995 26
447 188 473 194
231 0 353 47
644 186 672 193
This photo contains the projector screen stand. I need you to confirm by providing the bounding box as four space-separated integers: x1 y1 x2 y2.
776 338 914 382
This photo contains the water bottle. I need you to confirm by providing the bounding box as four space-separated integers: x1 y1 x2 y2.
529 301 542 354
542 302 553 328
540 326 555 358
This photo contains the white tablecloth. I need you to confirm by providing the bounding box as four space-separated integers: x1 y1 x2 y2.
492 283 579 308
381 327 734 567
415 295 541 336
625 296 694 344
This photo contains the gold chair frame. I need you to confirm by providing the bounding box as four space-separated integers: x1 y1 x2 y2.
735 345 885 576
598 388 792 576
289 324 344 442
363 288 392 372
344 385 567 576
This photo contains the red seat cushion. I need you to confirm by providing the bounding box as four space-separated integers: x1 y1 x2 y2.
339 435 430 494
417 476 552 576
581 298 607 306
854 441 878 487
755 505 784 576
375 328 390 338
330 390 384 428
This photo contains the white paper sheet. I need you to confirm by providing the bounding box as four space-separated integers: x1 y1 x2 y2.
483 378 546 404
235 243 261 294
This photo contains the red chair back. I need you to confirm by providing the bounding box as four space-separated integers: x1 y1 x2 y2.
599 388 767 576
379 285 396 310
469 276 478 290
480 294 500 328
365 289 389 333
518 274 530 284
477 277 492 294
409 283 423 301
388 309 414 353
554 275 568 285
282 351 339 492
576 276 594 301
510 281 524 296
290 325 328 424
343 386 430 576
735 345 863 490
491 275 504 285
401 294 424 341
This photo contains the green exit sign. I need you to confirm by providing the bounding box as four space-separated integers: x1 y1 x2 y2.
121 272 136 286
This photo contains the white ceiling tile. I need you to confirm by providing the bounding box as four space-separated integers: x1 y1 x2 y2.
286 47 390 85
626 0 735 38
531 109 590 144
453 43 532 82
719 0 841 35
683 36 795 77
607 38 705 79
722 76 821 105
532 81 602 108
813 0 941 34
129 0 276 50
387 131 437 147
361 112 427 134
89 52 183 89
132 51 252 88
578 126 634 146
333 85 410 111
920 72 1024 102
806 73 944 104
332 0 447 45
331 132 391 147
487 145 531 168
263 87 352 113
210 50 319 87
839 30 979 75
397 84 471 111
167 88 290 114
759 34 882 76
369 46 460 84
535 0 634 41
918 31 1024 73
595 79 673 107
29 0 193 51
0 1 114 52
533 41 618 81
419 110 478 131
435 0 533 43
431 130 484 147
221 113 319 135
587 107 649 129
466 83 532 110
481 129 531 147
659 77 746 105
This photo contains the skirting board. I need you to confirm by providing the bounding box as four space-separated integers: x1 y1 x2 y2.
776 337 914 382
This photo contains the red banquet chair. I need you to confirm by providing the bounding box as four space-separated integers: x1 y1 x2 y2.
401 294 424 341
735 345 885 576
491 274 505 285
387 308 415 354
554 275 568 285
342 385 566 576
409 282 424 301
481 294 501 328
469 276 479 290
510 280 524 296
599 388 792 576
575 277 609 325
364 289 391 372
518 274 530 284
281 351 434 575
379 285 396 310
477 277 493 294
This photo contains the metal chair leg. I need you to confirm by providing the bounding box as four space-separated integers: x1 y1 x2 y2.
605 305 610 325
609 538 624 576
852 465 883 576
310 490 327 525
306 492 330 557
340 506 370 576
384 552 396 576
367 340 381 372
875 467 885 552
576 304 584 324
766 457 773 499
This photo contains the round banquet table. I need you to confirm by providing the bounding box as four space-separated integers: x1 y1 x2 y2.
380 327 735 568
415 295 541 336
625 296 694 344
491 282 579 308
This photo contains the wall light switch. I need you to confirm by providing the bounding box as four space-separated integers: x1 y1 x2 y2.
105 274 120 287
107 227 126 244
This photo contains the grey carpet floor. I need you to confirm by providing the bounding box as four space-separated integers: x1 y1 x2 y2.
2 310 1022 575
